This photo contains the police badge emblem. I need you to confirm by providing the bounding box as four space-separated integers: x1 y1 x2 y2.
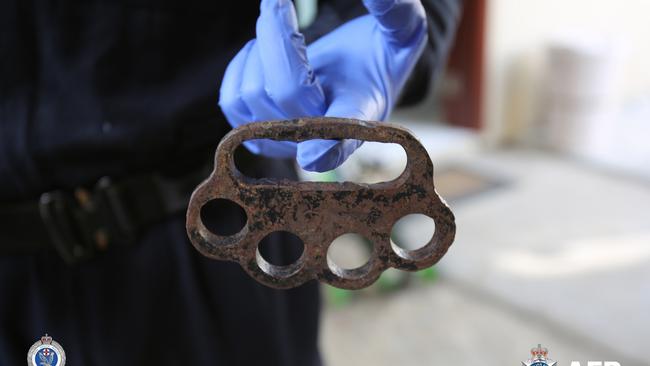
27 334 66 366
522 344 556 366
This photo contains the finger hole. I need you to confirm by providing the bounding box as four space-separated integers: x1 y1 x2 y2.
390 213 436 260
256 231 305 278
327 233 374 279
200 199 247 237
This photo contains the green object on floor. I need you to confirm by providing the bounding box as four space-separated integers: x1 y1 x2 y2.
416 267 439 282
376 268 406 292
302 169 338 182
326 286 354 307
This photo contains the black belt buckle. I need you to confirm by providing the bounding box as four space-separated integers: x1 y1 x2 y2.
39 177 136 264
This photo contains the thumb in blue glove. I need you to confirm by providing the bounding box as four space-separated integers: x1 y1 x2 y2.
219 0 428 172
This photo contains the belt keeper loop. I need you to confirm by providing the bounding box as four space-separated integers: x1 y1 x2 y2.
95 176 136 246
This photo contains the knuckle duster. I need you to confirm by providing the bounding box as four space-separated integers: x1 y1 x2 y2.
186 118 456 289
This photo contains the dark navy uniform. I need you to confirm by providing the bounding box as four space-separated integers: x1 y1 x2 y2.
0 1 461 364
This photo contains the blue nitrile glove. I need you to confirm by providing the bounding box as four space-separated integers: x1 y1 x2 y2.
219 0 428 172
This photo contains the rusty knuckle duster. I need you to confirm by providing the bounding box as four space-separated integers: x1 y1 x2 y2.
186 117 456 290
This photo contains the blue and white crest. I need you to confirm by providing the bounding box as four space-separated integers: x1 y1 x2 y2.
27 334 66 366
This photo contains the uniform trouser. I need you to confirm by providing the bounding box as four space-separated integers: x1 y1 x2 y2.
0 158 322 366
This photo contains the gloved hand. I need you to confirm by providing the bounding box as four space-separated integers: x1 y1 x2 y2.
219 0 428 172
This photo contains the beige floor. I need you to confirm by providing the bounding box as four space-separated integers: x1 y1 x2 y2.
320 149 650 366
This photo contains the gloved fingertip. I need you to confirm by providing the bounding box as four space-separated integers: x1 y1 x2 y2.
297 140 340 172
260 0 292 18
362 0 397 16
362 0 427 45
297 139 362 172
259 0 300 38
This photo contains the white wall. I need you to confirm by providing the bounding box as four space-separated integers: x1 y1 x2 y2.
483 0 650 145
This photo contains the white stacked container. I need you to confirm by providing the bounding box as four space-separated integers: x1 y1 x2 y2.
539 32 624 159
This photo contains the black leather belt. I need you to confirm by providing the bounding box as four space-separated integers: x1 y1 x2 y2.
0 167 207 264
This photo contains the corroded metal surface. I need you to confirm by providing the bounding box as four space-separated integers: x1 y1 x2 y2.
186 118 455 290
